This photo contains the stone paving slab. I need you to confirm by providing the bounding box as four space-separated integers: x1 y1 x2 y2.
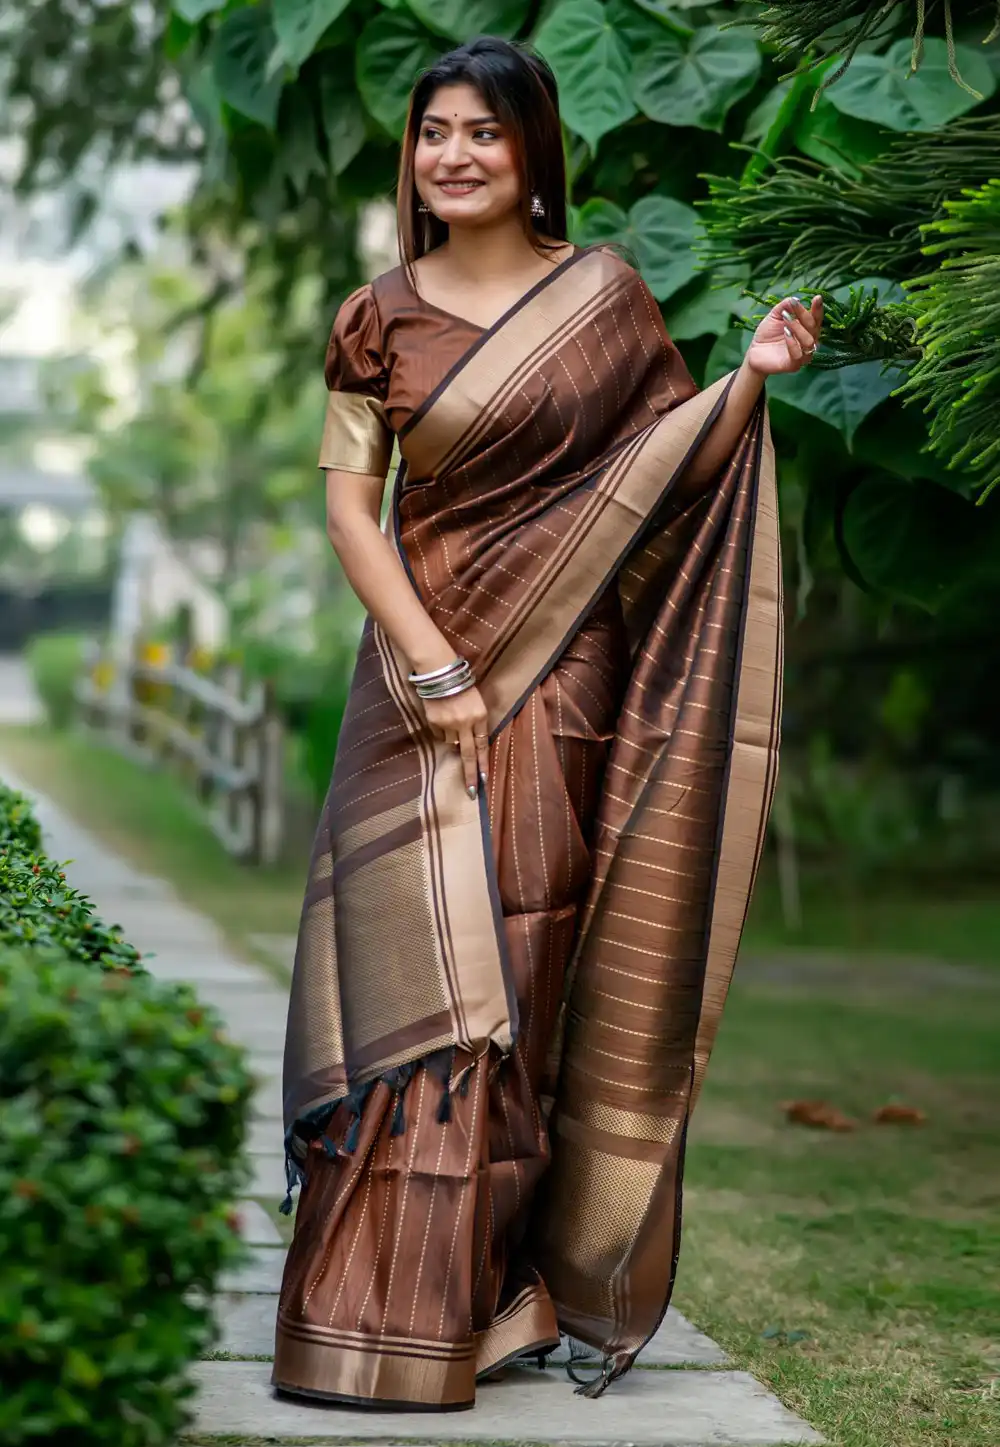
192 1360 822 1443
213 1294 726 1370
236 1200 283 1247
220 1245 286 1294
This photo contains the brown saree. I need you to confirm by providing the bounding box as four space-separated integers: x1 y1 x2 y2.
275 244 782 1409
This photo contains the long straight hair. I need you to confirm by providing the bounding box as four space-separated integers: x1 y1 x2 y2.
396 36 568 270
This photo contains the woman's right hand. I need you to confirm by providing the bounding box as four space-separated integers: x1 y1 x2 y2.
420 685 490 797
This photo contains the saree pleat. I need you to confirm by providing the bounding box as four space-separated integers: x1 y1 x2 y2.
274 595 628 1407
278 245 782 1406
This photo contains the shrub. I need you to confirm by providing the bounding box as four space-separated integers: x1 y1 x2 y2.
0 944 254 1446
0 783 43 853
25 631 87 731
0 846 142 971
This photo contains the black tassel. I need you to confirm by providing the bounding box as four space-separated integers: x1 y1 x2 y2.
436 1088 452 1124
320 1133 339 1159
458 1069 471 1098
391 1091 406 1136
344 1114 361 1154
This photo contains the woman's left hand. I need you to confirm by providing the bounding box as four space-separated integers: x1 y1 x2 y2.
745 295 823 376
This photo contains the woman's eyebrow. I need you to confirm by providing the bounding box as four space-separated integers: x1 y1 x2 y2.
422 113 500 127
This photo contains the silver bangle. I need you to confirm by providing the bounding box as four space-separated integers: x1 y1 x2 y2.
416 675 476 700
409 658 468 684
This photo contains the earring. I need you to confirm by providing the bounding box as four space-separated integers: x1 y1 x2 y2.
530 193 544 219
417 200 429 214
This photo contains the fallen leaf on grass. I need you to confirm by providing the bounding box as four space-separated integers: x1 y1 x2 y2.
780 1099 858 1131
872 1103 927 1125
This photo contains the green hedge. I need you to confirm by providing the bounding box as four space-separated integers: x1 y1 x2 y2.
25 631 87 731
0 783 256 1445
0 782 140 971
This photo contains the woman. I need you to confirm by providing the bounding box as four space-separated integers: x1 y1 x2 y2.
275 35 821 1411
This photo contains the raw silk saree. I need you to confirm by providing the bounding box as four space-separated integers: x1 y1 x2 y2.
277 245 782 1406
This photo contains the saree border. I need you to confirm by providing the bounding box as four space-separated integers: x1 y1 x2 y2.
395 244 590 443
487 373 737 740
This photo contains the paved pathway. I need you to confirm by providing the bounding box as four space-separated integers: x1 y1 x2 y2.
0 653 43 725
0 739 821 1445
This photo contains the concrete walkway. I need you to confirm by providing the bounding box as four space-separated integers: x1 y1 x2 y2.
0 733 821 1444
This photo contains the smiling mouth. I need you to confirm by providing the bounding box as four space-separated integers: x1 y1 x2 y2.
435 181 485 194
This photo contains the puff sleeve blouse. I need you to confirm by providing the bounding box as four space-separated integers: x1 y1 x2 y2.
318 284 394 478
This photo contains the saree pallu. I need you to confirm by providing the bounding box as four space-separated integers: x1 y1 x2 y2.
276 246 782 1408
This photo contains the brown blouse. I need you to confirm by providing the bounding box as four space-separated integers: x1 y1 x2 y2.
318 266 483 478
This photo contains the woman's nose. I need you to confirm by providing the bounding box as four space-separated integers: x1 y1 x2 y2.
440 133 470 166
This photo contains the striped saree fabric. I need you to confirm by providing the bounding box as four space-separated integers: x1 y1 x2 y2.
275 245 781 1408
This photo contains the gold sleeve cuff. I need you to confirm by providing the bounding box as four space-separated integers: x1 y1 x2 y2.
318 391 394 476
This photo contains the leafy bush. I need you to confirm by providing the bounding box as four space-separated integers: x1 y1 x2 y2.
0 784 255 1444
0 782 140 971
0 783 43 853
0 847 142 972
0 943 254 1446
25 632 87 731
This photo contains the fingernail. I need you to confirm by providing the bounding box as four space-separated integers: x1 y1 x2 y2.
467 785 477 799
792 296 802 303
783 325 793 338
479 771 488 787
780 310 792 322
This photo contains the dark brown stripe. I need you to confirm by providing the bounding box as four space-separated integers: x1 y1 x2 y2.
333 815 423 886
346 1010 454 1075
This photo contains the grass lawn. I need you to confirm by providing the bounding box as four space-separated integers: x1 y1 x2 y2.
0 724 305 981
3 724 998 1446
678 963 1000 1447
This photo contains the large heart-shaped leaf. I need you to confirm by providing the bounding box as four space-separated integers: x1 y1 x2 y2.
273 0 353 69
793 95 889 176
611 3 761 131
406 0 530 42
320 72 367 175
827 38 995 132
172 0 226 20
212 8 283 129
840 476 984 611
356 12 447 138
767 361 899 447
574 193 701 300
533 0 636 151
664 272 750 341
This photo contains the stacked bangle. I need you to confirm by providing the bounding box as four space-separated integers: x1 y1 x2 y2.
408 658 476 700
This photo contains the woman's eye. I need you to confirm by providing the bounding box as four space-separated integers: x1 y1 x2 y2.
474 129 499 141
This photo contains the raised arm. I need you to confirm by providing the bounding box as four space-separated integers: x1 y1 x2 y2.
683 295 823 487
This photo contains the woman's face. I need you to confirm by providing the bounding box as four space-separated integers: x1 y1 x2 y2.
414 83 521 227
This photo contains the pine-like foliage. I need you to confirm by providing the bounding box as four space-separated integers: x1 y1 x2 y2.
898 179 1000 499
750 0 1000 95
700 118 1000 288
701 116 1000 497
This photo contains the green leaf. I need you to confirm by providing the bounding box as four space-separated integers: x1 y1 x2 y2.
611 4 761 132
277 88 323 195
273 0 352 69
840 477 982 611
406 0 530 43
743 80 792 144
663 273 749 341
320 73 367 175
767 361 898 447
533 0 637 151
574 193 701 300
826 38 996 133
793 96 889 177
704 327 746 385
356 11 446 138
212 9 284 130
172 0 227 20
